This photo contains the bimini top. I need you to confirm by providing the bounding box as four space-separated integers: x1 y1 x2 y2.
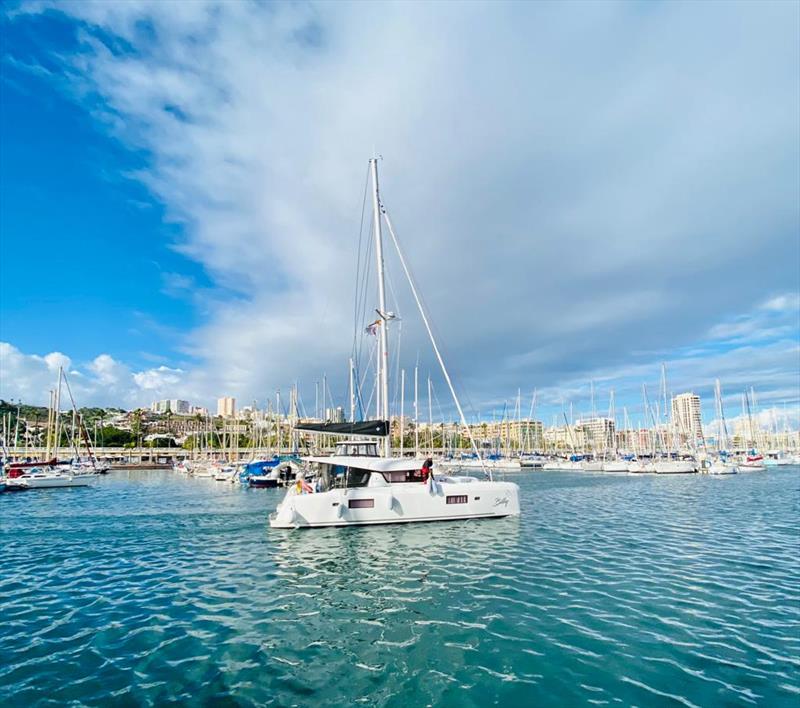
294 419 389 438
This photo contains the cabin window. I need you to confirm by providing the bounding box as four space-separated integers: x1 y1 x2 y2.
348 498 375 509
446 495 468 505
337 443 378 457
345 468 371 488
380 470 423 483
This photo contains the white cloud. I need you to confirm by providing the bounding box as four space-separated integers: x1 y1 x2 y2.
42 352 71 373
132 366 184 391
0 342 190 408
761 293 800 313
4 1 799 417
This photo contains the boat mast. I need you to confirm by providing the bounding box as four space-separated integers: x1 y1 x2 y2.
400 368 405 456
370 157 391 456
427 374 433 456
414 365 419 456
276 389 282 457
54 368 63 460
349 358 355 422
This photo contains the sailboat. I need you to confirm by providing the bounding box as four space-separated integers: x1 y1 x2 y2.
738 390 766 470
4 368 96 489
270 159 520 529
706 379 738 474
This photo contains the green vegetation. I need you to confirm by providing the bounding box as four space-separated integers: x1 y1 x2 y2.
99 426 135 447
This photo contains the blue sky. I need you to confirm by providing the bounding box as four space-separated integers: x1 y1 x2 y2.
1 8 204 368
1 1 798 429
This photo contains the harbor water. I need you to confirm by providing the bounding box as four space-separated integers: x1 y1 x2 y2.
1 468 799 706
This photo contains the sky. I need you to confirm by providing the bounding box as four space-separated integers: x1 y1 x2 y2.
1 0 798 429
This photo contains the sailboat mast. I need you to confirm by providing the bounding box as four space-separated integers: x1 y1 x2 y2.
350 357 356 423
414 365 419 457
370 157 391 456
428 374 433 456
399 369 405 456
54 368 63 460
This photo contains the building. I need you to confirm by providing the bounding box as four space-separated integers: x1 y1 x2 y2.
574 417 616 451
150 399 190 415
672 392 703 441
217 397 236 418
326 407 345 423
543 424 585 451
479 419 544 450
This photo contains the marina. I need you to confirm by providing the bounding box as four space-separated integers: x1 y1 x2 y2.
2 1 799 705
1 466 798 706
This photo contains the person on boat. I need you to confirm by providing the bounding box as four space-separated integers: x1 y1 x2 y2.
420 458 434 483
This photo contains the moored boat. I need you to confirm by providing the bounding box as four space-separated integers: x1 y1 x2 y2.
707 461 738 475
739 455 766 471
601 460 630 473
16 468 94 488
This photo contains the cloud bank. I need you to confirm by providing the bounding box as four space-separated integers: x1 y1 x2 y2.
2 1 798 421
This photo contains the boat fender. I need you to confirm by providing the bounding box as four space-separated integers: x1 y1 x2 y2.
337 502 346 519
426 476 439 496
386 493 394 511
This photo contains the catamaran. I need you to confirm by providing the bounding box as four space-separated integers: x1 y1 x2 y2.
270 159 521 529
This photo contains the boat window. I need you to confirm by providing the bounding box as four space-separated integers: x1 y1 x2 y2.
336 443 379 457
446 495 468 505
348 498 374 509
380 470 423 483
346 468 371 488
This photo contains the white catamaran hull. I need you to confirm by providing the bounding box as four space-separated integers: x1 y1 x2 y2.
270 479 520 529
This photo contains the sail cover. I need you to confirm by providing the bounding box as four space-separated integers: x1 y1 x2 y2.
294 420 389 437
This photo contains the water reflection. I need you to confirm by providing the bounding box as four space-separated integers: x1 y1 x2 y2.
271 516 521 582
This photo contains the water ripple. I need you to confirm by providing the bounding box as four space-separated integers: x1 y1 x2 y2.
1 468 798 706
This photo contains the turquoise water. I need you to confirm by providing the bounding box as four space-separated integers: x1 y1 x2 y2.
1 468 799 707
